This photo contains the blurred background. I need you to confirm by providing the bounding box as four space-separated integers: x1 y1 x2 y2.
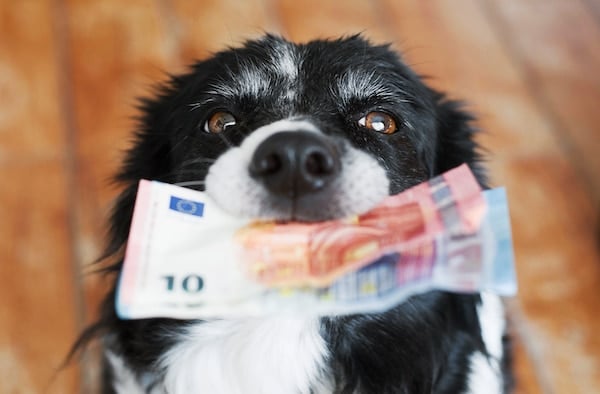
1 0 599 393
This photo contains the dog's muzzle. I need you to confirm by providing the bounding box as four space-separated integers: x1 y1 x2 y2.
248 131 341 199
205 118 389 221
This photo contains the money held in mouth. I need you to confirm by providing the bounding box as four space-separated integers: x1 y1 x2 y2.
117 164 517 320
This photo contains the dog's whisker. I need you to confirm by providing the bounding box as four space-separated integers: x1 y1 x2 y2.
231 126 252 140
178 157 217 168
189 102 203 111
167 135 191 156
174 180 206 187
217 132 234 148
154 168 210 183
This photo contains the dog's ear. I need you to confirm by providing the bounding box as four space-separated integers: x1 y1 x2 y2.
433 94 488 187
103 59 221 261
115 57 223 186
100 85 179 262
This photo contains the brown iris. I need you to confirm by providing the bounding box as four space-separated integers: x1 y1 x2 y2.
358 111 397 134
204 111 236 133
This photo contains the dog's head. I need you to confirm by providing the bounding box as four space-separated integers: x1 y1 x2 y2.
108 35 484 255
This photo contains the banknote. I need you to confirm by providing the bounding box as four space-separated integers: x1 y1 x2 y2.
305 188 516 316
234 164 485 288
116 165 516 319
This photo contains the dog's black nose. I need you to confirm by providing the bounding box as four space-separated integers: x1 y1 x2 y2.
249 131 340 198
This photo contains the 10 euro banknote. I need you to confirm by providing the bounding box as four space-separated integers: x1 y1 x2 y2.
116 165 517 319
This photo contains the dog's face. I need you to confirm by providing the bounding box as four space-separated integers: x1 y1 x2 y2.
115 35 482 240
97 36 495 393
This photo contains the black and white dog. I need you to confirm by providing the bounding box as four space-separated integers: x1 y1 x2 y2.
83 35 512 393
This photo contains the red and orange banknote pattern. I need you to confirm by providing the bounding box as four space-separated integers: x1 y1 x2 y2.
236 164 485 288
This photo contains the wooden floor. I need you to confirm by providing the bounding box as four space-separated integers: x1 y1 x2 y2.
1 0 599 393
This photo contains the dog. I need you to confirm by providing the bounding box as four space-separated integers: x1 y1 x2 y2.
79 35 512 393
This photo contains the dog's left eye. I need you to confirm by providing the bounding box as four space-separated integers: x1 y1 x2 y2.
204 111 237 133
358 111 397 134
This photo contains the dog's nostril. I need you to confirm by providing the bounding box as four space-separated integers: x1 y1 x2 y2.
304 150 335 176
255 153 282 176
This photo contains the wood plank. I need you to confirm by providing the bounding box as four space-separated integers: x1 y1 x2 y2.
379 1 600 392
0 162 80 393
493 155 600 394
379 1 562 159
509 311 545 394
170 0 275 66
583 0 600 25
275 0 389 42
0 1 65 160
0 0 81 392
486 0 600 200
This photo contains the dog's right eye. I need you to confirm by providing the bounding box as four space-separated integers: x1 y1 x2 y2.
204 111 237 133
358 111 397 134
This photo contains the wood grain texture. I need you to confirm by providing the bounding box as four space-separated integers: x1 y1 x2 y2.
0 163 80 394
170 0 276 66
0 0 80 392
486 0 600 200
509 317 545 394
495 156 600 394
275 0 389 42
0 1 65 160
379 0 563 159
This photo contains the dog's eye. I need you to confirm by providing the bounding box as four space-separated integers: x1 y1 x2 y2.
204 111 236 133
358 112 397 134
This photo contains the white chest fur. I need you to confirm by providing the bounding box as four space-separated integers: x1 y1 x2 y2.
109 296 506 394
158 317 328 394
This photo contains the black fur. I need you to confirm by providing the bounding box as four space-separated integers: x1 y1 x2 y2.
77 35 511 393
